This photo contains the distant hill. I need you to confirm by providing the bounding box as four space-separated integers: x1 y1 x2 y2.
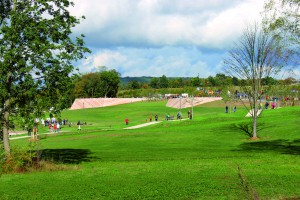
120 76 191 86
120 76 152 85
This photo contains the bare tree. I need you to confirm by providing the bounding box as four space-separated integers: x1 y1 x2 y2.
224 23 289 139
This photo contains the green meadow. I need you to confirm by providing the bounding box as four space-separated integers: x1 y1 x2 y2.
1 100 299 199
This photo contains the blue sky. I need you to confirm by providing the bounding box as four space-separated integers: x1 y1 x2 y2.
69 0 273 78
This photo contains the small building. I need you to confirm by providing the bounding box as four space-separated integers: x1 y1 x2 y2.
181 93 188 98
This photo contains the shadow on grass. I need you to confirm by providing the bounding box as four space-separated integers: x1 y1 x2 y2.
222 121 273 138
40 149 97 164
236 139 300 155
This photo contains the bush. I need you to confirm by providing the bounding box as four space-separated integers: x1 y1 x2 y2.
2 140 42 173
1 140 74 174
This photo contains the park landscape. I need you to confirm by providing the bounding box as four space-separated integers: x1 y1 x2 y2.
0 99 300 199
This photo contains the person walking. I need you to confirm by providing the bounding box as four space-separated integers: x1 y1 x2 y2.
53 123 57 133
57 122 60 133
233 106 236 112
49 123 52 132
77 121 81 131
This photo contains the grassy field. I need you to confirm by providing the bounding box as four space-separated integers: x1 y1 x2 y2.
1 100 299 199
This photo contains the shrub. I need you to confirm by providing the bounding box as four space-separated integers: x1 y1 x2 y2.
2 140 42 173
1 140 76 174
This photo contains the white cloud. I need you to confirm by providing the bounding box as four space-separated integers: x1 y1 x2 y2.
76 46 225 77
70 0 264 49
70 0 272 77
199 1 265 49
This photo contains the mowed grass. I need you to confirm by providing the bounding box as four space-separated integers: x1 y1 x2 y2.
1 100 299 199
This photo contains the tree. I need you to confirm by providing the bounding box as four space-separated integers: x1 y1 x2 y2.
159 75 169 88
128 80 140 89
0 0 90 158
149 77 159 89
207 76 216 86
263 0 299 70
170 78 184 88
261 76 278 85
73 76 87 98
280 77 298 85
263 0 299 46
99 70 120 98
223 23 288 139
73 73 101 98
232 76 239 86
191 76 201 87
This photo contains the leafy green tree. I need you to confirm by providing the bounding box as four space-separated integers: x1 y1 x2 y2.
224 23 289 139
232 77 239 86
215 73 226 86
149 77 159 89
170 78 184 88
207 76 216 86
159 75 169 88
261 77 278 85
184 79 192 87
0 0 89 158
191 76 201 87
140 83 149 89
128 80 140 89
73 70 120 98
99 70 120 98
73 77 87 98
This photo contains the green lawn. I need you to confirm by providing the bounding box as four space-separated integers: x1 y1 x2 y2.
1 101 299 199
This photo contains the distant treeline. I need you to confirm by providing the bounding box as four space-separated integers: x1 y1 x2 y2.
120 74 298 89
69 71 299 106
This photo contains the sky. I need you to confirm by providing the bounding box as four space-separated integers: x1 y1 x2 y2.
69 0 271 78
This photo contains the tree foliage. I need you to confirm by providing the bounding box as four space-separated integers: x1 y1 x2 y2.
149 77 159 89
74 70 120 98
263 0 299 44
0 0 90 157
159 75 169 88
263 0 300 73
99 70 120 97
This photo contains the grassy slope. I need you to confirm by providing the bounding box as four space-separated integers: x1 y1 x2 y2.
1 101 299 199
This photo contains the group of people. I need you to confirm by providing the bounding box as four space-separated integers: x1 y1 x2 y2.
124 114 159 125
225 101 277 113
225 106 237 113
125 111 194 123
48 122 61 133
149 115 159 122
264 101 276 109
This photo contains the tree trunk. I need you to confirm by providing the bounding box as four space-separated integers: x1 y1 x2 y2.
252 83 258 139
252 114 257 139
3 98 11 159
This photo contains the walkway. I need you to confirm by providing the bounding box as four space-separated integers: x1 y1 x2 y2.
123 121 162 130
9 131 66 140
